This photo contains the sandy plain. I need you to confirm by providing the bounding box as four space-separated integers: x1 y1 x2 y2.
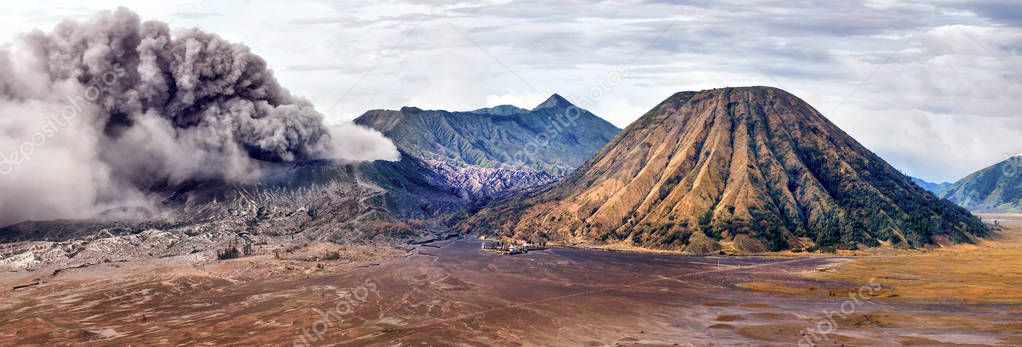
0 217 1020 346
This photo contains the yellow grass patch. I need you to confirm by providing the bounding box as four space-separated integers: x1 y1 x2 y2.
803 214 1022 304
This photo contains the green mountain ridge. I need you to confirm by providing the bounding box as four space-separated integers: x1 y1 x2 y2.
941 156 1022 212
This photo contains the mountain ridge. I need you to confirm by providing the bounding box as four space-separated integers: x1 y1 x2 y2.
533 93 574 111
911 177 952 195
462 87 987 252
473 105 529 116
941 156 1022 212
354 95 620 199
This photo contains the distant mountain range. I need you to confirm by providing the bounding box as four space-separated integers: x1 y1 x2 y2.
911 177 952 195
463 87 987 252
354 94 619 199
907 157 1022 212
939 156 1022 212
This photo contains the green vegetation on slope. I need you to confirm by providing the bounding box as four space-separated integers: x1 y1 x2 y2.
941 157 1022 212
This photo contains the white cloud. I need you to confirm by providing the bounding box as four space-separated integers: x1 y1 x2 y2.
0 0 1020 182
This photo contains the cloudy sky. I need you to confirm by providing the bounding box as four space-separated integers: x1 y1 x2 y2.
0 0 1019 182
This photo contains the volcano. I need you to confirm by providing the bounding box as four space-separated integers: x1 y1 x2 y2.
464 87 987 252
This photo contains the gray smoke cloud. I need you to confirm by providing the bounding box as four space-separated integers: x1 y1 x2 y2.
0 8 398 226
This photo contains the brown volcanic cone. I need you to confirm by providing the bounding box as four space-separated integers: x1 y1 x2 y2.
463 87 987 252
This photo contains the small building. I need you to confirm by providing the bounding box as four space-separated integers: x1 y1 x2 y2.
482 240 528 255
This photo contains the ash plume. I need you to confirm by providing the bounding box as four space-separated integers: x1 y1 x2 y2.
0 8 398 226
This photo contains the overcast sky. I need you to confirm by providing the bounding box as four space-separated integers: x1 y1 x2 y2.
0 0 1019 182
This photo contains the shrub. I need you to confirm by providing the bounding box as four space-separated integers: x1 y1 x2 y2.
218 247 241 260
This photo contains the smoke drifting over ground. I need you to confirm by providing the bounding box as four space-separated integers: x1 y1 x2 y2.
0 8 398 226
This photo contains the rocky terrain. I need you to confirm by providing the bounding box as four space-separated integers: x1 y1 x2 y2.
0 94 623 270
0 154 468 271
355 94 619 199
940 156 1022 212
464 87 987 252
426 160 554 200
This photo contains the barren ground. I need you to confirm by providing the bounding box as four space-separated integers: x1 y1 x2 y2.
1 217 1020 346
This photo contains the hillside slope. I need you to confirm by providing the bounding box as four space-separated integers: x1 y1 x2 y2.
463 87 987 252
941 157 1022 212
355 95 619 175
